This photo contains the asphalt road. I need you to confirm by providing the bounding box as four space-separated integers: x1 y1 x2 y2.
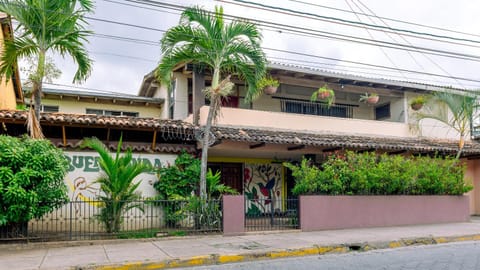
178 241 480 270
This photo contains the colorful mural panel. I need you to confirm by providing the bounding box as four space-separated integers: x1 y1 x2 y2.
244 163 283 215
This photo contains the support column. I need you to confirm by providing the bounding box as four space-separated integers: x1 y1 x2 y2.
192 70 205 125
223 195 245 236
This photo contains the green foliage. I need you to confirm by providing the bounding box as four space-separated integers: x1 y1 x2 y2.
409 95 428 106
206 169 238 200
285 151 472 196
256 76 279 90
81 137 151 233
311 85 335 107
154 151 200 200
0 135 68 226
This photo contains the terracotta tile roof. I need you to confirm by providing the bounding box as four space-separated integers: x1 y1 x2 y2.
48 138 196 154
0 110 194 133
212 126 480 156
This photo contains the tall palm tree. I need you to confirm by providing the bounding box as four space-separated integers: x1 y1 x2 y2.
81 137 151 233
416 90 478 159
157 6 267 199
0 0 93 138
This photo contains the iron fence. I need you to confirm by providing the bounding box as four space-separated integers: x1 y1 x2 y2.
245 197 299 231
0 199 222 242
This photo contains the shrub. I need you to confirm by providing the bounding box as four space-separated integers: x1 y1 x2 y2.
0 135 69 227
285 151 472 196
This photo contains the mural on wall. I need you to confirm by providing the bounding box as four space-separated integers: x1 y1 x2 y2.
64 151 177 202
244 163 283 216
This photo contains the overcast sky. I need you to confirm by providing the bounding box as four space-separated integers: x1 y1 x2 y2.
22 0 480 95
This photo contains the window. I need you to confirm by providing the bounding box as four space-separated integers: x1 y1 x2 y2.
86 109 139 117
282 99 353 118
375 103 390 120
42 105 59 113
27 104 59 112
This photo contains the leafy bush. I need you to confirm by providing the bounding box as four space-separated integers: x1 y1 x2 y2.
0 135 68 226
285 151 472 196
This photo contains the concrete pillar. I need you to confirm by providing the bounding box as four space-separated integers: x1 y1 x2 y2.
223 195 244 236
192 70 205 125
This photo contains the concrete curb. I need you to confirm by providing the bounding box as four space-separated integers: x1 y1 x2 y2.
82 234 480 270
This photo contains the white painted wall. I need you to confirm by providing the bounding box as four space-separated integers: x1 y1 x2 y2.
173 72 189 120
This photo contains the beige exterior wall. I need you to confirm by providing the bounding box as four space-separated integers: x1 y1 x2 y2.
173 72 189 120
199 106 413 137
0 24 17 110
40 99 162 118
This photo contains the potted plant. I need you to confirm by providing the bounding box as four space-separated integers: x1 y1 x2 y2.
257 76 280 95
359 92 379 104
409 95 427 111
311 85 335 107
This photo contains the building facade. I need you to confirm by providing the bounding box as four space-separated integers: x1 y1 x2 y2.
139 62 480 215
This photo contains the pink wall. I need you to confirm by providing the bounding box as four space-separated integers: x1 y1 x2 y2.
222 195 245 236
300 195 470 231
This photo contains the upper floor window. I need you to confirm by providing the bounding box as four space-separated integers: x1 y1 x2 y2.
86 109 139 117
27 104 59 113
375 103 390 120
42 105 59 113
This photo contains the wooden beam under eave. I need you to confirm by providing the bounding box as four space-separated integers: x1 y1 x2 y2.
106 128 110 143
387 150 407 155
249 142 266 149
288 145 305 151
322 147 342 152
151 130 157 150
62 126 67 146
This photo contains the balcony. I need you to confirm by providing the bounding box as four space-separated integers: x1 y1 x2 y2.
197 105 413 138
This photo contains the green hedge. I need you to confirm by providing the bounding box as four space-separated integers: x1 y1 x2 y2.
284 151 472 196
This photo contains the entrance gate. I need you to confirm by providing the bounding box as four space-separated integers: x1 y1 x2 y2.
245 197 299 231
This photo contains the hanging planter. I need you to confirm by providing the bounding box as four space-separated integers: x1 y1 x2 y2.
359 92 379 104
409 96 427 111
257 76 280 95
311 85 335 107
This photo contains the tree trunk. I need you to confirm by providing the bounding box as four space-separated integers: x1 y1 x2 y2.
199 100 216 200
199 68 220 200
28 52 46 139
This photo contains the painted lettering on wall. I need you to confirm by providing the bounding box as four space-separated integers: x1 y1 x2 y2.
65 155 164 173
64 151 178 200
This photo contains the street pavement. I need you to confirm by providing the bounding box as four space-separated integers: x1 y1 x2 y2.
179 241 480 270
1 221 480 269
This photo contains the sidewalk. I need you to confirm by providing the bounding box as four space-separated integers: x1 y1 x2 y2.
2 220 480 270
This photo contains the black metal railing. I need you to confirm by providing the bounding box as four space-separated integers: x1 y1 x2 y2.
279 98 354 118
245 197 299 231
0 199 222 242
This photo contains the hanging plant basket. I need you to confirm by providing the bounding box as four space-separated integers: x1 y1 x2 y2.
263 85 278 95
410 103 423 111
317 91 332 100
359 93 379 104
366 95 379 104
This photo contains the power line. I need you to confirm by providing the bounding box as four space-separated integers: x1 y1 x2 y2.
94 0 480 86
221 0 480 45
288 0 480 40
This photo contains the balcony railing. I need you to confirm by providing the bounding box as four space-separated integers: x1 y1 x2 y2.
279 98 354 118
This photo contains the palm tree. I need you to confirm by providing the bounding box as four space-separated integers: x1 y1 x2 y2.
81 137 151 233
157 6 267 200
0 0 93 138
415 90 478 159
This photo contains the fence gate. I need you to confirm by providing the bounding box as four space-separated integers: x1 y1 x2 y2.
245 197 299 231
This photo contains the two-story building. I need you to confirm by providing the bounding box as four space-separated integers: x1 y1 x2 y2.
138 62 480 215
